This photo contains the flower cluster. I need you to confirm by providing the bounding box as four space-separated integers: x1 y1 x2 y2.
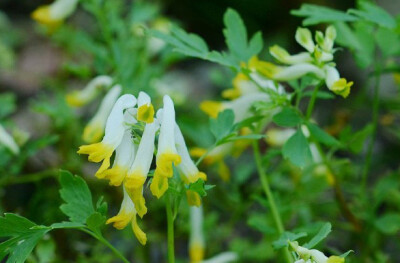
250 26 353 98
290 241 345 263
77 91 206 245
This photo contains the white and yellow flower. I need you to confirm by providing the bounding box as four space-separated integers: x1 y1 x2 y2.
31 0 79 28
106 187 147 245
189 206 205 263
82 85 122 143
150 96 182 198
0 124 19 155
324 66 353 98
96 129 137 186
78 94 137 176
66 75 113 107
137 91 155 123
124 119 159 218
290 241 345 263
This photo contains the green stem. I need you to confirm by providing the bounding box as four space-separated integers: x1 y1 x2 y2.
361 65 381 193
195 144 215 167
252 141 292 263
166 193 175 263
305 83 322 120
80 228 130 263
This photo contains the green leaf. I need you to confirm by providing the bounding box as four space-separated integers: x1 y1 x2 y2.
304 222 332 249
247 214 275 234
0 213 51 263
273 107 302 127
188 179 215 197
223 8 263 62
59 170 95 224
86 212 106 237
210 109 235 142
302 90 335 100
50 222 85 229
348 2 396 29
307 123 340 147
334 22 363 51
291 4 358 26
375 27 400 57
345 124 373 153
375 213 400 235
272 231 308 249
282 129 312 168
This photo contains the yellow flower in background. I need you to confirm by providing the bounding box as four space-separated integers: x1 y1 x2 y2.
31 0 79 29
106 187 147 245
82 85 122 143
124 120 159 218
150 96 182 198
189 206 205 263
78 94 137 175
66 75 113 107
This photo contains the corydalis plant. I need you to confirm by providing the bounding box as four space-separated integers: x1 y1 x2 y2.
78 90 207 245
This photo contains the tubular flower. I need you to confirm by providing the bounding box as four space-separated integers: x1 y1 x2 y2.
96 129 137 186
175 124 207 185
78 94 137 175
290 241 345 263
189 206 205 263
0 124 19 155
82 85 122 143
137 91 155 123
124 120 159 218
150 96 181 198
222 73 259 99
106 187 147 245
66 75 113 107
31 0 79 28
253 26 353 98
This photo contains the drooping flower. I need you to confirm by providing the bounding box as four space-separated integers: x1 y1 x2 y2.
66 75 113 107
31 0 79 28
150 96 181 198
0 124 19 155
124 119 159 218
106 187 147 245
82 85 122 143
290 240 345 263
78 94 137 175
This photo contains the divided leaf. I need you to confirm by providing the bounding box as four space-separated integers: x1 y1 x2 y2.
303 222 332 249
291 4 358 26
348 2 396 29
59 170 95 224
0 214 50 263
282 129 312 168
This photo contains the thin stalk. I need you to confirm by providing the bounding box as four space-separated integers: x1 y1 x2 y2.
166 193 175 263
80 228 130 263
305 83 322 120
0 169 58 187
361 64 381 193
252 141 292 263
195 144 215 167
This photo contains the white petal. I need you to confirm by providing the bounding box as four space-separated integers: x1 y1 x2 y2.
50 0 79 20
157 95 178 155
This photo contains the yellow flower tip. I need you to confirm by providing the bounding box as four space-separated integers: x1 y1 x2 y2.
31 6 62 28
95 158 111 177
106 214 131 230
189 147 207 158
331 78 353 98
198 172 207 181
155 153 181 178
199 101 223 118
137 104 155 123
132 216 147 245
77 143 113 163
150 175 169 198
66 92 85 107
327 256 345 263
221 88 241 100
269 45 290 62
189 243 205 263
96 166 127 186
217 161 230 182
83 123 104 144
186 190 201 207
133 195 147 218
125 174 147 190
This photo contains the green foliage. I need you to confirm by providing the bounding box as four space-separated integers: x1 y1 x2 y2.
59 170 96 224
188 179 215 197
272 231 307 249
303 222 331 249
307 123 340 147
0 93 16 119
291 4 358 26
348 2 396 29
374 213 400 235
282 129 312 168
272 107 302 127
0 214 50 263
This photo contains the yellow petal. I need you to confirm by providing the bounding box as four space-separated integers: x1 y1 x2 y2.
96 166 127 186
31 6 62 29
189 242 205 263
132 215 147 245
106 212 132 230
186 190 201 207
150 174 169 199
155 153 181 178
327 256 345 263
137 104 155 123
330 78 353 98
77 142 113 163
199 101 223 118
